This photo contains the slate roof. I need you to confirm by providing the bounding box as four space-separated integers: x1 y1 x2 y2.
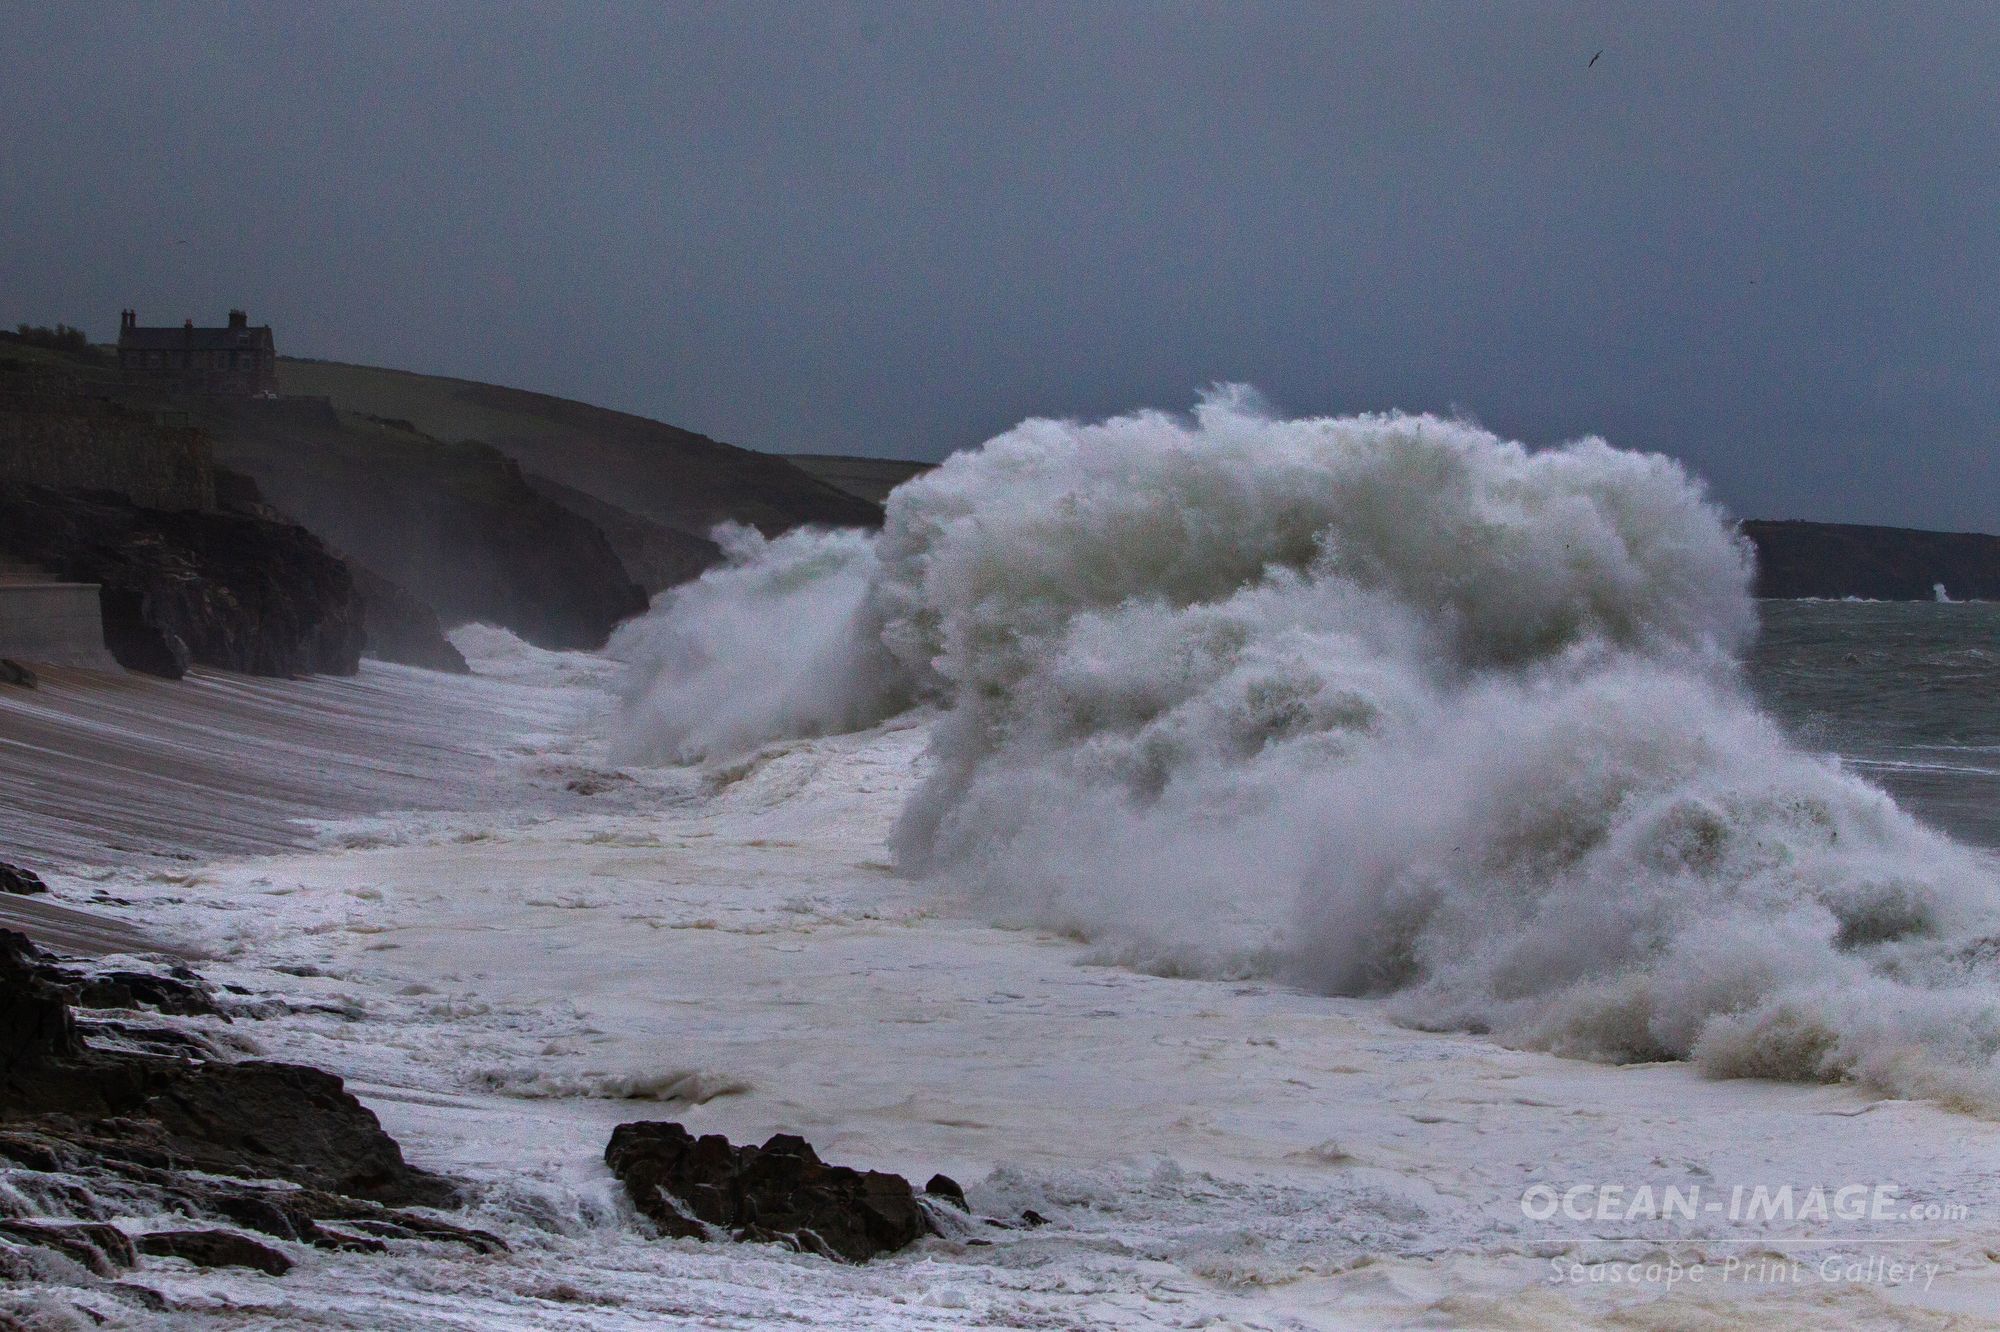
119 324 273 352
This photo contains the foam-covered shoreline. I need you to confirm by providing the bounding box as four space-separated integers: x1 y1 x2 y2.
2 622 1998 1326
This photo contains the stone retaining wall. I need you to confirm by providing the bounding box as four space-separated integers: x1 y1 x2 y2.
0 407 215 512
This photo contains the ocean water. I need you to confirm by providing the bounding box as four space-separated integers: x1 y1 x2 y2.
8 620 1995 1328
1751 599 2000 849
6 401 2000 1326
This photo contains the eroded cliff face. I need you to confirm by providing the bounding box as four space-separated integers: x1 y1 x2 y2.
1742 520 2000 600
0 484 365 678
199 399 648 650
347 564 470 673
211 467 469 674
522 471 720 595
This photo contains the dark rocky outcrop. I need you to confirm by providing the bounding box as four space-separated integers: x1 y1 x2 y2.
0 932 76 1069
66 965 221 1019
1742 520 2000 601
0 861 48 896
0 930 505 1311
0 1218 136 1277
0 931 446 1207
212 465 468 673
605 1121 933 1263
0 928 513 1301
0 483 365 678
0 1122 502 1261
350 562 470 673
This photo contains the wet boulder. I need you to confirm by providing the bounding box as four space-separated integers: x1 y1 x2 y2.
0 1219 136 1277
924 1173 968 1211
0 861 49 895
136 1228 293 1276
69 963 223 1018
605 1121 932 1263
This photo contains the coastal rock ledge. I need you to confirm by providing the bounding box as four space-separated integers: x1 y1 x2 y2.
0 930 502 1305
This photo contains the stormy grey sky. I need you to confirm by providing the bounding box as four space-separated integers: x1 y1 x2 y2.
5 2 1997 530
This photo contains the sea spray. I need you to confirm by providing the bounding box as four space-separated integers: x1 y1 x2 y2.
611 390 2000 1104
610 525 904 762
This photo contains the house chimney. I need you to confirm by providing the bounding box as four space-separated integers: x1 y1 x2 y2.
120 309 136 332
228 309 247 330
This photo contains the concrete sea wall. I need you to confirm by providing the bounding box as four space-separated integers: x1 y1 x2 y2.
0 582 115 667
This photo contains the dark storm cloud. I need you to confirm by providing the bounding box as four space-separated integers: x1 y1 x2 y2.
4 1 1997 529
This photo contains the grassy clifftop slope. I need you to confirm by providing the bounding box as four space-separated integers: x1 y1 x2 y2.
784 454 935 505
278 360 881 539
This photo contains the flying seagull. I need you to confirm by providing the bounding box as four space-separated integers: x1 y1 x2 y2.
1588 49 1603 67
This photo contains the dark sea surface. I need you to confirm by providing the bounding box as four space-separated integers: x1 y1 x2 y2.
1749 600 2000 849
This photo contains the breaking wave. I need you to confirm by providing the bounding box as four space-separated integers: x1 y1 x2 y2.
612 389 2000 1105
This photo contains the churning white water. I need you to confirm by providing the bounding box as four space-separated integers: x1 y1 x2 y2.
613 390 2000 1106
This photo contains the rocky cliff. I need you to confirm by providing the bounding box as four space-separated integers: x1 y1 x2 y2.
0 484 365 678
1742 520 2000 600
522 471 720 595
211 467 469 673
197 398 648 649
348 564 470 673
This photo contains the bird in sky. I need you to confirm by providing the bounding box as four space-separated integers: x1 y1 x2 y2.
1589 49 1603 67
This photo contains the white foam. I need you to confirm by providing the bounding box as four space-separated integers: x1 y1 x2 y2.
607 525 904 762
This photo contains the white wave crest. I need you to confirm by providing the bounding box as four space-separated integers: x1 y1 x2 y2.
613 389 2000 1104
608 525 906 763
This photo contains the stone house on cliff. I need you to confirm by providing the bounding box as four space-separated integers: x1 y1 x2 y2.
116 309 277 397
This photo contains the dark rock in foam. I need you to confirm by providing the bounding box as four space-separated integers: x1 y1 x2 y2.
0 861 49 896
0 927 504 1297
605 1120 934 1262
136 1228 294 1276
0 1218 137 1276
